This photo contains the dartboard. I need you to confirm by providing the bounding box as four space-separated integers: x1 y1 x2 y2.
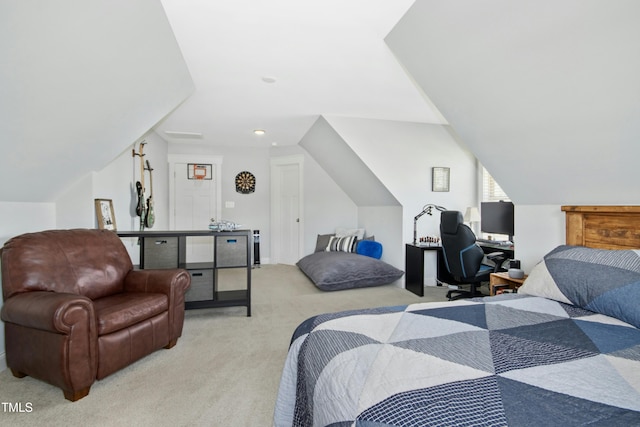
235 171 256 194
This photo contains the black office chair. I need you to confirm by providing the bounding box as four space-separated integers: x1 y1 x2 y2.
440 210 507 300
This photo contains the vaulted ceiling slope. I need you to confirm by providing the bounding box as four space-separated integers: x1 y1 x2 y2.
386 0 640 205
156 0 445 147
300 116 399 207
0 1 194 202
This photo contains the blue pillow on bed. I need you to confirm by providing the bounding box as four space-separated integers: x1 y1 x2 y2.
356 240 382 259
518 245 640 328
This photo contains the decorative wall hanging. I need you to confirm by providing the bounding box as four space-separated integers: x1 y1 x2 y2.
188 163 212 180
432 167 450 192
95 199 117 231
235 171 256 194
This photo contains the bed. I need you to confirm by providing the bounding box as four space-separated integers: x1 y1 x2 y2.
297 232 404 291
274 206 640 426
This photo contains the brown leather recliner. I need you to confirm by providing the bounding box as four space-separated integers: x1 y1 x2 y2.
0 229 191 401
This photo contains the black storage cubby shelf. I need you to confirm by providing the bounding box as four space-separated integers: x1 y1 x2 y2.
117 230 252 316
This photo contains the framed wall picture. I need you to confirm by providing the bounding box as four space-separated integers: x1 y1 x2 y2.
432 167 450 192
95 199 117 231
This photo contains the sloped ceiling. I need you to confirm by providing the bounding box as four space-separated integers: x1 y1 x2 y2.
299 116 400 207
386 0 640 204
0 0 194 202
156 0 445 147
6 0 639 207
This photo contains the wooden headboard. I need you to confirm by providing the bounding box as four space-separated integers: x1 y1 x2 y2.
562 205 640 249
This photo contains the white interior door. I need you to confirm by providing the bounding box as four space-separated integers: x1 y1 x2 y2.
271 156 303 265
173 162 217 263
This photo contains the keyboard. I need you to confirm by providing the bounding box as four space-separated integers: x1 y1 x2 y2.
477 239 512 246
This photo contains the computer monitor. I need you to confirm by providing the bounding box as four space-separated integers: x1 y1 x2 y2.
481 201 514 241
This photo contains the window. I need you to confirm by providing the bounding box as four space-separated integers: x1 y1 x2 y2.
482 166 510 202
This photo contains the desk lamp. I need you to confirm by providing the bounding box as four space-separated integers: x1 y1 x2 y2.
464 206 481 234
413 204 447 245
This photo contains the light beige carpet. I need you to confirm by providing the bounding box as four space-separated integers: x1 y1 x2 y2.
0 264 449 427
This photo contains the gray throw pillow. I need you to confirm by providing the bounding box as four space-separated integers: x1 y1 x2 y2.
315 234 335 252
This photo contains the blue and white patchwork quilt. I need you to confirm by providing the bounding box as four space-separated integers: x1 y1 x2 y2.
273 295 640 426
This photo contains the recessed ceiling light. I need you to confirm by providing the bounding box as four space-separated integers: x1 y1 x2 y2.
254 129 266 135
271 142 278 146
261 76 276 83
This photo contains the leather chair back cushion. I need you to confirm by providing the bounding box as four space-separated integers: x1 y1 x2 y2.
1 229 133 301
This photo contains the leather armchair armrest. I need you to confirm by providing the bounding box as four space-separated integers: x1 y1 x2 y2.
1 291 94 334
1 291 97 398
123 269 191 295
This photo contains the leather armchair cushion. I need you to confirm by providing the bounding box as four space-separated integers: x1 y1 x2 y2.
93 292 168 335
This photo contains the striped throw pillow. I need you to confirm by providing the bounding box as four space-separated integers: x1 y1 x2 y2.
326 235 357 253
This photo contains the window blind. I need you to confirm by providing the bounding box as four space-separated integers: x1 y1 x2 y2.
482 166 510 202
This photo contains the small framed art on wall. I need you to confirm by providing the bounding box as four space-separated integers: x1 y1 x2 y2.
95 199 117 231
432 167 450 192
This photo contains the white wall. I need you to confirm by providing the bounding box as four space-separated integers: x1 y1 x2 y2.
515 205 566 272
217 147 271 261
56 174 95 229
358 205 403 272
271 145 358 257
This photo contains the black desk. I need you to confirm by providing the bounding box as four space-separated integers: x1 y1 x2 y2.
405 244 452 297
405 242 514 297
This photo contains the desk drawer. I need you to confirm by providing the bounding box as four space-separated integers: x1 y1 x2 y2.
185 269 214 302
216 235 248 267
143 237 179 269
